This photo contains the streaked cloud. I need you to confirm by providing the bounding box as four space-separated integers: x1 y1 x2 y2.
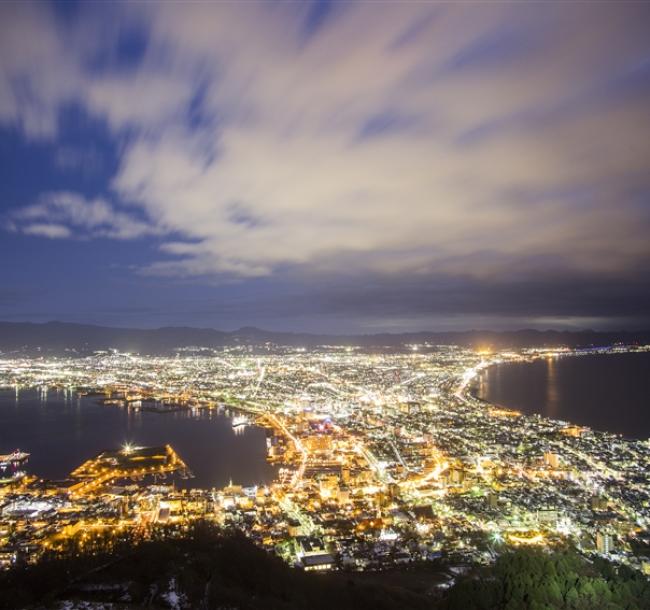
21 223 71 239
9 191 160 240
0 1 649 328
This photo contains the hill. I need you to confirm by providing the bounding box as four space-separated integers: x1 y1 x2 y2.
1 321 649 355
0 523 438 610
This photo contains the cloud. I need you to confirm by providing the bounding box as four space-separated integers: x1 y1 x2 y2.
53 146 104 174
114 3 650 280
21 223 71 239
0 3 81 138
86 71 196 131
9 192 160 240
1 1 650 326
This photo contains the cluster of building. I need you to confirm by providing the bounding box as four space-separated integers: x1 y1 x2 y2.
1 344 650 577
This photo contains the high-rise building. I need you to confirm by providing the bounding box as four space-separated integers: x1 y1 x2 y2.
596 531 615 554
544 451 560 469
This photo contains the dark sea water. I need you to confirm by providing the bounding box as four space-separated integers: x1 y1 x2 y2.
475 351 650 439
0 388 277 488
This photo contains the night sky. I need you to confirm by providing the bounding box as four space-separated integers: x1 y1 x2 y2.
1 1 649 333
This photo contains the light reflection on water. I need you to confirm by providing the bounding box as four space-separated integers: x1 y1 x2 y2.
545 356 559 419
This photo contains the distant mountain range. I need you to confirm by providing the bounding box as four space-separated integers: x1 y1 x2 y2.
0 321 649 355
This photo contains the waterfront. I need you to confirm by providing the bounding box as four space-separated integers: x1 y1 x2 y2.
0 388 276 488
2 346 650 575
475 351 650 440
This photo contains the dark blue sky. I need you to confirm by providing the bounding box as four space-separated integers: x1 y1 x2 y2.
1 1 649 332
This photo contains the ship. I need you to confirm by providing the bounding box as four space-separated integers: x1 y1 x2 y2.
0 450 30 468
231 415 249 429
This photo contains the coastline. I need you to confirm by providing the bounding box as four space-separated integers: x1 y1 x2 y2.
465 348 650 441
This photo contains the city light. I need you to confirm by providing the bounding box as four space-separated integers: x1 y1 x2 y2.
0 342 649 573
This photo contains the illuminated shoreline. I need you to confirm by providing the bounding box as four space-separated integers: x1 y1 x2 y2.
1 344 650 575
